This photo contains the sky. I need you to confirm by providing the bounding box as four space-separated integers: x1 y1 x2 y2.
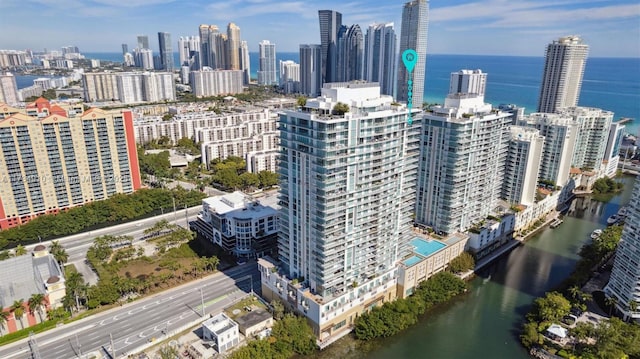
1 0 639 57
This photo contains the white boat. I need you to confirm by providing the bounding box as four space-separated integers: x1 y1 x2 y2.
607 214 619 225
550 218 563 228
590 229 603 239
618 206 628 217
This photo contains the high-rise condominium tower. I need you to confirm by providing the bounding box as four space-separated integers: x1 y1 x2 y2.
318 10 342 84
364 23 396 96
416 71 512 234
227 23 241 70
537 36 588 113
336 24 364 82
279 60 300 94
605 175 640 320
397 0 428 105
276 82 420 297
199 25 226 70
299 44 322 97
0 99 141 230
178 36 201 68
258 40 277 85
518 113 579 187
137 35 149 49
562 107 613 170
0 73 19 105
198 25 211 68
449 69 486 97
503 127 544 206
239 41 251 85
121 44 128 55
157 32 174 71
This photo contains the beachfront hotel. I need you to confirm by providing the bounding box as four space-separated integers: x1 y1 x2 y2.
0 98 141 229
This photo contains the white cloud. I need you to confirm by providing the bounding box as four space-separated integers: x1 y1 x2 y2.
430 0 640 28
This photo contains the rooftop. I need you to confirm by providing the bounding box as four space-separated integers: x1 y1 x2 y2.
202 191 279 220
0 253 63 308
234 309 272 329
203 313 237 335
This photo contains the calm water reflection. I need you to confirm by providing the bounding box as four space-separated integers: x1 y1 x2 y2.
307 176 635 359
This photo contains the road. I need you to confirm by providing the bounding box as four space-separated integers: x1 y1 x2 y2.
24 206 202 285
0 263 261 359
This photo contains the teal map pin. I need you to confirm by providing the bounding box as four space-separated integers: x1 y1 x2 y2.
402 49 417 74
402 49 418 125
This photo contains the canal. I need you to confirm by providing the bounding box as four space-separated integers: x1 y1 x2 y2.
308 176 635 359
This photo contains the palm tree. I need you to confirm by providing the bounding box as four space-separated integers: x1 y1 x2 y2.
14 245 27 256
568 286 581 303
0 310 10 335
605 295 618 316
28 293 46 323
65 272 85 311
10 300 25 330
50 241 69 266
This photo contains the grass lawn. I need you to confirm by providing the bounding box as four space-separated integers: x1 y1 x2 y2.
224 295 267 321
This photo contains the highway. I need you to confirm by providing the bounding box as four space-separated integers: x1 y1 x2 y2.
24 206 202 285
0 263 261 359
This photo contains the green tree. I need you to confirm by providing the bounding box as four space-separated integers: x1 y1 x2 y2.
176 137 200 156
629 300 638 316
531 292 571 322
239 172 260 190
50 241 68 265
10 300 25 330
14 245 27 256
605 295 618 316
447 252 475 273
138 148 172 178
520 321 541 348
296 96 307 107
257 170 279 188
271 299 285 320
332 102 349 115
28 293 46 323
0 310 10 335
271 314 316 355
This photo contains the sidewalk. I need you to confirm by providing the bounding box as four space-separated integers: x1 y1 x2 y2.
0 269 233 353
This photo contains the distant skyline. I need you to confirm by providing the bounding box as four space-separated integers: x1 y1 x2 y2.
0 0 639 57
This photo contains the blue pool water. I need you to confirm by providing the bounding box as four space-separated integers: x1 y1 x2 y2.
411 238 446 257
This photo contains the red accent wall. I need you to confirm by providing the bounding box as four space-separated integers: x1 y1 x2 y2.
0 196 8 230
123 111 142 190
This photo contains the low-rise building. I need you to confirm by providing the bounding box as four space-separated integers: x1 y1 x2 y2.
193 191 279 259
259 256 398 348
234 308 273 338
397 233 468 299
513 189 561 232
202 313 239 353
467 213 515 259
0 245 65 334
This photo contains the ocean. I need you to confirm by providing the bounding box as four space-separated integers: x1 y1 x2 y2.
17 52 640 135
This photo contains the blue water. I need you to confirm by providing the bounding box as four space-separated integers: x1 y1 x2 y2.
17 52 640 135
411 237 447 257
